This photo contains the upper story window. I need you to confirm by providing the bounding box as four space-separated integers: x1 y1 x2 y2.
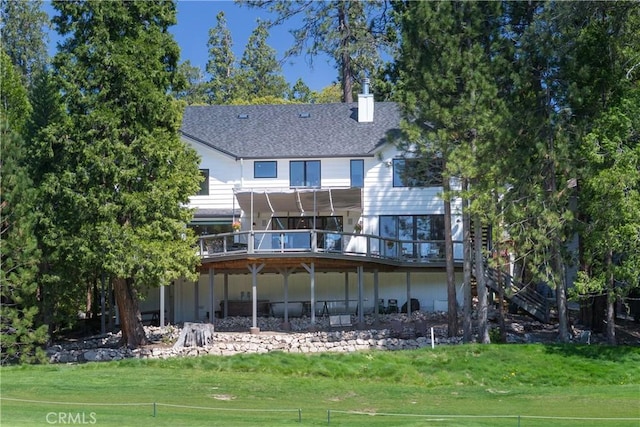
254 161 277 178
290 160 320 188
197 169 209 195
393 158 443 187
350 159 364 188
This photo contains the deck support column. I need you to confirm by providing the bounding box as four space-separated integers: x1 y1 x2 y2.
357 266 364 326
194 280 199 322
344 272 349 312
223 274 229 318
248 263 265 333
373 269 379 319
160 284 165 327
406 272 412 316
302 262 316 325
208 267 215 324
279 268 295 330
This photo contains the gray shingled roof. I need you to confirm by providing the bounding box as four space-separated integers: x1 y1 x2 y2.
180 102 401 159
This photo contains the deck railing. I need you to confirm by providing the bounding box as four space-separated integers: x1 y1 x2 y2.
199 229 463 264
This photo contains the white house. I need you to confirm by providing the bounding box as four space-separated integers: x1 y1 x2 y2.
141 84 465 331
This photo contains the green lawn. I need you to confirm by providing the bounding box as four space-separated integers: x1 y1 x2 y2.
1 344 639 426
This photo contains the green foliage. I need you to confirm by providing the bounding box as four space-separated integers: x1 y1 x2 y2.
173 60 209 105
206 11 236 104
235 20 289 101
313 83 342 103
40 1 201 345
0 0 49 86
0 51 32 133
244 0 395 102
578 86 640 300
0 51 48 364
394 1 510 340
288 78 312 103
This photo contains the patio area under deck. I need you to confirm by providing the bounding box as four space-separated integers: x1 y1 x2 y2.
192 230 462 333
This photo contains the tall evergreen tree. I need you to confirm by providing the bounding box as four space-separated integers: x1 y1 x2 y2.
395 1 508 341
24 64 86 335
174 60 209 105
236 20 289 101
0 0 49 87
565 2 640 344
499 1 591 342
0 51 48 364
51 0 201 348
206 11 236 104
244 0 393 102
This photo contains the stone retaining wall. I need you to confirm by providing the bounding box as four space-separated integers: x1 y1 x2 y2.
46 310 558 364
47 322 460 363
47 313 461 363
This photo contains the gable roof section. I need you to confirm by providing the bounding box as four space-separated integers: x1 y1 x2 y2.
181 102 401 159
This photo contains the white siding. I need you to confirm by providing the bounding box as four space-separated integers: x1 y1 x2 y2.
184 137 463 241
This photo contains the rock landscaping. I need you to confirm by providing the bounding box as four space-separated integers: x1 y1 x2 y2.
46 310 633 364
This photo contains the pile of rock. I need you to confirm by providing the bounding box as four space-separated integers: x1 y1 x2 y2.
46 313 457 364
46 310 597 364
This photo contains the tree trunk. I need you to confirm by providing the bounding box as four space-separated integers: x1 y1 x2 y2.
113 277 148 348
474 215 490 343
606 251 616 345
338 3 353 103
462 181 473 343
554 242 570 342
444 174 458 337
495 247 506 343
173 322 216 349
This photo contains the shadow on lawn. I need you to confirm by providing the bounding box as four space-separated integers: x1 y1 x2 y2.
543 343 640 362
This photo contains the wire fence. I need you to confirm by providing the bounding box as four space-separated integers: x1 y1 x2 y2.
2 397 638 426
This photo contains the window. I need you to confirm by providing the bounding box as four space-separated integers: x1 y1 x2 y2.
290 160 320 187
254 161 277 178
350 159 364 188
197 169 209 195
380 215 445 258
272 216 343 250
393 158 443 187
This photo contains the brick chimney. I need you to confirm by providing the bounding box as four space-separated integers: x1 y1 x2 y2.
357 78 374 123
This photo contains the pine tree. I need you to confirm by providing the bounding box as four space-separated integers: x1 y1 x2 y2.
50 0 201 348
236 20 289 101
566 2 640 344
0 0 49 87
395 1 508 341
174 60 209 105
244 0 393 102
0 51 48 364
206 11 236 104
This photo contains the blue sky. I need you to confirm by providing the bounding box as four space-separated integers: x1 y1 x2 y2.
44 1 338 92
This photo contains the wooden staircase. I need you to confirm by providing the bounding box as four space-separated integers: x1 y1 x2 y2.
473 263 550 323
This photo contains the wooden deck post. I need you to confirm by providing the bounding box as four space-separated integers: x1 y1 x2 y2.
208 267 215 324
357 266 364 325
302 262 316 325
248 263 264 333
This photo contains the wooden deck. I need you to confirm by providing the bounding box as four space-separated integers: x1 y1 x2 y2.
198 229 462 274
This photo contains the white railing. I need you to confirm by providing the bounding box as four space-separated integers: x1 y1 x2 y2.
198 230 463 264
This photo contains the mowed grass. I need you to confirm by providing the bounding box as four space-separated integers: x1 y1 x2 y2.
1 344 639 426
